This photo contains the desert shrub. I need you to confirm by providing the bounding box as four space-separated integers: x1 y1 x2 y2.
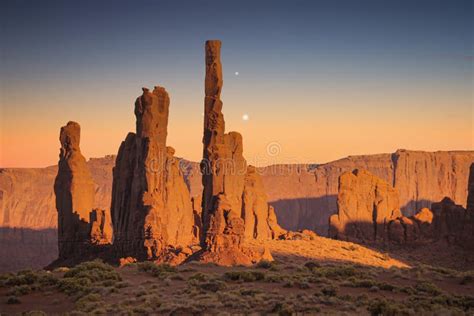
64 260 121 283
188 273 210 282
304 261 320 270
137 262 176 278
38 273 59 287
378 282 396 292
5 270 39 286
321 285 338 297
265 273 284 283
346 277 377 288
198 280 226 292
271 302 293 316
57 277 92 296
75 293 103 312
415 281 443 296
295 281 311 289
367 298 400 316
223 270 265 282
7 284 31 296
256 260 273 269
239 289 261 296
6 295 21 304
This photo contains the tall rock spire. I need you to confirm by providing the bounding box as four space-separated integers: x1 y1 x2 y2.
200 40 285 265
111 86 198 261
54 121 110 259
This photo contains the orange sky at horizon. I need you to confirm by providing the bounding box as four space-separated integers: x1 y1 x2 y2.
1 84 472 168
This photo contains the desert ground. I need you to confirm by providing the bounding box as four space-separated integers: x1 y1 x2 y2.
1 237 473 315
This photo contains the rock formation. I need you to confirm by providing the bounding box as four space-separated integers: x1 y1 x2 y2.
329 169 402 243
111 87 198 261
54 121 111 259
262 150 474 234
1 151 473 270
199 40 284 265
387 164 474 249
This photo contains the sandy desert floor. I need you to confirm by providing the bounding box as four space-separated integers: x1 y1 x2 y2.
1 237 473 315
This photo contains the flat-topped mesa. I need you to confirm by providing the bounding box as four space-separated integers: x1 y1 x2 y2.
54 121 110 259
200 40 284 265
329 169 402 243
111 86 198 262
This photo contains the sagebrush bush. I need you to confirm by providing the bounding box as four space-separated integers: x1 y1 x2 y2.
223 270 265 282
137 262 176 278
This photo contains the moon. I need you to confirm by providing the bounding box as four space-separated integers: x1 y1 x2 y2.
235 71 239 76
242 114 249 121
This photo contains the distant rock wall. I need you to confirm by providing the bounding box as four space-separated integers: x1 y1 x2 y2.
0 150 472 270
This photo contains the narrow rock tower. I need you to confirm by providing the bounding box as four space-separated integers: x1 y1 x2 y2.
111 87 198 261
54 121 110 259
200 40 285 265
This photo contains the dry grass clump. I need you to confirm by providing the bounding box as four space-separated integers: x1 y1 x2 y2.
137 262 176 279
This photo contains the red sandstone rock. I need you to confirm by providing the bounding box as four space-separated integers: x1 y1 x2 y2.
111 87 198 260
54 121 111 259
199 40 281 265
329 169 401 243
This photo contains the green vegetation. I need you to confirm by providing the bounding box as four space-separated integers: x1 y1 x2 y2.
137 262 177 278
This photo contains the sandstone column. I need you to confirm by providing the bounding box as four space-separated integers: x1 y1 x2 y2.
200 40 285 265
54 121 109 259
111 87 197 261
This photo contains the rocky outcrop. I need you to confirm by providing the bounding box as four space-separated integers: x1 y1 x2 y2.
54 122 111 259
262 150 474 234
329 169 402 243
243 166 286 240
388 164 474 249
111 87 197 261
199 40 284 265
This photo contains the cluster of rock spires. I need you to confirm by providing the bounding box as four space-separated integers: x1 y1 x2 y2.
329 167 474 250
198 40 285 265
51 39 474 267
53 40 286 266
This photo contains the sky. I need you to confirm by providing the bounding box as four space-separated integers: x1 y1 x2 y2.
1 0 473 168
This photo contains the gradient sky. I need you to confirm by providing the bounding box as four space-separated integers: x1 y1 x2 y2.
1 0 473 167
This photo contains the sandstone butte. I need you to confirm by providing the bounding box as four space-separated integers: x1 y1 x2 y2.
53 121 111 262
329 167 474 250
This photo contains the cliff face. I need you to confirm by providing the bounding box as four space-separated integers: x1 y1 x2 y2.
260 150 474 234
